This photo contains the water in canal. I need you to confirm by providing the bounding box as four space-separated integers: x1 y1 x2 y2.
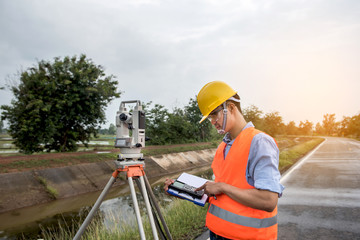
0 167 212 239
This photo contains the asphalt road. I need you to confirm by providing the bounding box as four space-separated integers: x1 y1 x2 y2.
278 137 360 239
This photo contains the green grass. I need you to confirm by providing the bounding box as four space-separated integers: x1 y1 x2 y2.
0 143 219 173
142 142 219 156
38 199 207 240
36 176 59 199
0 153 119 173
279 137 325 173
164 200 208 239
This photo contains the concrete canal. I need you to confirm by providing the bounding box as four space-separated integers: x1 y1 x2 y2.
0 149 215 239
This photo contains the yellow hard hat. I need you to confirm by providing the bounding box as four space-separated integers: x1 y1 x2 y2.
197 81 237 123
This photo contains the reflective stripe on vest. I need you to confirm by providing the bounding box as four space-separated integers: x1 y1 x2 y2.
209 204 278 228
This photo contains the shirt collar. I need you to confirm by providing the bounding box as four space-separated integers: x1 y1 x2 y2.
222 122 255 144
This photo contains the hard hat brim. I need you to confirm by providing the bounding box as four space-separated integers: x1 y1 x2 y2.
199 115 208 123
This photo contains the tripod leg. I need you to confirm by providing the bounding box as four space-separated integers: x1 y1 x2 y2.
139 176 159 240
128 176 146 240
73 175 116 240
144 174 173 240
135 179 166 240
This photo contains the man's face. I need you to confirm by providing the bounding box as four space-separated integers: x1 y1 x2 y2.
208 103 237 134
208 105 225 131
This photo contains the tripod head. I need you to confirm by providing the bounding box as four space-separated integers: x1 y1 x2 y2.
115 100 145 161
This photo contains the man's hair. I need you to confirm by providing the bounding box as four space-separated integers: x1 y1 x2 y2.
226 94 242 114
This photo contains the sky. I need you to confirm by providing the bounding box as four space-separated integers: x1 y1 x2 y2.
1 0 359 128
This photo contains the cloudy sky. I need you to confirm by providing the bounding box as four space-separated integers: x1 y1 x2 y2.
1 0 359 128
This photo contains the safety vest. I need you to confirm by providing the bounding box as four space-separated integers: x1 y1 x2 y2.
206 127 278 240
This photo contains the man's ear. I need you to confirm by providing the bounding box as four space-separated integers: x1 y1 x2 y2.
227 103 236 113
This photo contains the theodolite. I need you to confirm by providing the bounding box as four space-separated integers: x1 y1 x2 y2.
115 100 146 160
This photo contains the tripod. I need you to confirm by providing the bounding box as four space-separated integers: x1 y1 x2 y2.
73 160 173 240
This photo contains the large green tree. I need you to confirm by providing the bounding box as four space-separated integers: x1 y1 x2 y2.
1 54 120 153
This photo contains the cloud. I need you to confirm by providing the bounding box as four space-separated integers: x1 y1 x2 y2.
1 0 359 126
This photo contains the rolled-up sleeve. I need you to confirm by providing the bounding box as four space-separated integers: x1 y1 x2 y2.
246 133 285 196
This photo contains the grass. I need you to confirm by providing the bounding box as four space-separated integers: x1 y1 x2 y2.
0 153 119 173
36 176 59 199
38 199 207 240
0 143 219 173
164 200 208 239
279 137 325 173
142 142 219 156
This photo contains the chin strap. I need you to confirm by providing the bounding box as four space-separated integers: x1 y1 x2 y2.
217 102 228 134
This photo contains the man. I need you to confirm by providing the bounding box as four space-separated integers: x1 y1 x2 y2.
165 81 284 240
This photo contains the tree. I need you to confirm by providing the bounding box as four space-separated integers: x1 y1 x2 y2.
347 114 360 138
143 98 217 145
338 116 351 136
299 120 313 135
322 114 338 136
243 105 263 128
261 111 284 136
184 97 214 142
144 102 170 145
315 122 324 135
0 119 3 134
1 54 120 153
285 121 299 135
108 123 116 135
166 107 193 144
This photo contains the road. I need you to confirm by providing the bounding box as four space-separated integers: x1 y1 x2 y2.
278 137 360 239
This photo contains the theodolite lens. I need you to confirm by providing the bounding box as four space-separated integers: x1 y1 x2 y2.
119 113 128 121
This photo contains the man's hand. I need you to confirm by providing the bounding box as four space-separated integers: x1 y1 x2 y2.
163 178 175 193
197 181 278 212
196 181 224 198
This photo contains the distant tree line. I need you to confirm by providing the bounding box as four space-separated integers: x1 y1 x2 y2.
98 102 360 145
242 106 360 138
242 105 305 136
98 123 116 135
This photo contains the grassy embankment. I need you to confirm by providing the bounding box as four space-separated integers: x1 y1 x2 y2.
0 142 219 173
36 137 324 240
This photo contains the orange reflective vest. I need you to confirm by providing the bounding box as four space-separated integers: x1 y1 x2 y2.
206 127 278 240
